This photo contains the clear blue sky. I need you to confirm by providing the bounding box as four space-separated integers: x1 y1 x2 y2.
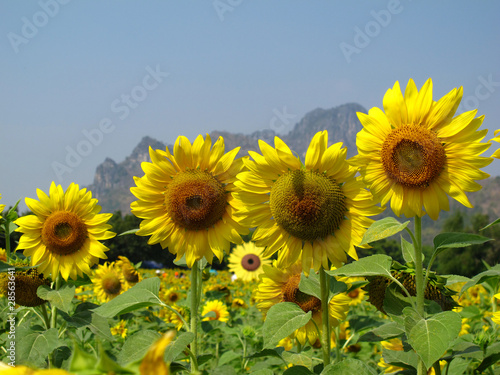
1 1 499 212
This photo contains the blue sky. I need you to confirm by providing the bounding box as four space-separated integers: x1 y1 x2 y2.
1 1 499 212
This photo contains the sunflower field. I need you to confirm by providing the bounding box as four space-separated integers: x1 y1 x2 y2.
2 79 500 375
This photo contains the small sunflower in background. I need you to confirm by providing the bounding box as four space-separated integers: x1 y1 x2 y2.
231 298 248 309
0 193 5 217
130 134 250 268
116 255 141 287
111 320 128 339
15 182 115 281
92 262 128 303
492 294 500 325
0 263 51 307
202 300 229 323
255 260 351 345
161 287 182 305
235 131 380 272
228 242 271 282
355 78 492 220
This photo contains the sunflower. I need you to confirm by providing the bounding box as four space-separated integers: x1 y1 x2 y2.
139 330 176 375
92 262 128 303
255 260 351 345
0 263 51 307
377 338 405 374
491 129 500 158
14 182 115 281
355 78 492 220
234 131 380 271
116 255 141 287
130 134 249 268
0 194 5 217
202 300 229 322
228 242 271 282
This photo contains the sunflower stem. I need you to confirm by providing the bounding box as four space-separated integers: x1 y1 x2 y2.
413 216 427 375
319 266 331 366
39 304 51 330
4 221 12 262
190 260 200 374
333 324 341 364
48 274 62 368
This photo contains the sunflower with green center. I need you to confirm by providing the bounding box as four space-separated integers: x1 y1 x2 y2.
235 131 380 271
202 300 229 322
92 262 128 303
355 78 493 220
130 134 249 268
228 241 271 282
14 182 115 281
255 260 351 345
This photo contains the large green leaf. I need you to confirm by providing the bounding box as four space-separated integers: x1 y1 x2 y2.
262 302 312 349
446 357 471 375
283 365 314 375
37 284 76 313
93 277 163 318
401 236 418 264
433 232 491 256
16 328 61 368
459 264 500 296
117 329 161 365
359 217 409 246
405 310 462 370
358 321 405 342
164 331 194 363
61 306 113 341
298 271 321 300
327 254 393 278
382 348 419 371
321 358 378 374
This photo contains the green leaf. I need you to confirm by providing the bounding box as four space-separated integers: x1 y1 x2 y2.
474 353 500 374
401 236 418 264
433 232 492 256
118 228 139 236
298 271 321 300
117 330 161 365
283 365 314 375
247 347 285 361
96 344 135 374
384 284 414 316
322 358 378 374
282 351 312 367
327 254 393 278
37 284 76 313
459 264 500 296
164 331 194 363
218 350 240 366
359 217 409 246
6 200 21 222
446 357 471 375
382 348 419 371
249 370 275 375
262 302 312 349
61 305 113 341
16 328 61 368
93 277 163 318
405 310 462 370
0 261 38 273
480 217 500 231
69 342 97 371
358 321 405 342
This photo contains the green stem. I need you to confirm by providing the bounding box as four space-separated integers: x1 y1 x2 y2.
433 361 442 375
48 274 62 368
319 267 331 366
39 304 51 330
333 325 341 364
190 260 200 374
161 302 190 331
413 216 426 375
4 222 11 262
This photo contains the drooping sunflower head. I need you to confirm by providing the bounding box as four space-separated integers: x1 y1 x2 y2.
365 263 458 314
255 260 351 345
228 241 271 282
130 134 249 268
235 131 381 272
355 78 492 220
117 256 141 286
0 262 51 307
202 299 229 323
14 182 115 281
92 262 128 303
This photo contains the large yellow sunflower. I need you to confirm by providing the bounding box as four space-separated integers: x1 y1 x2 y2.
228 241 271 282
255 260 351 345
91 262 128 303
355 78 492 220
234 131 380 271
130 134 249 268
14 182 115 281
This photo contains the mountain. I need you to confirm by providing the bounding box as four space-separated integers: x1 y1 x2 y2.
87 103 367 213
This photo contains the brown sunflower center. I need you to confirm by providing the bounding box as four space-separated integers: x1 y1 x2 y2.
270 170 347 241
102 276 122 296
166 170 227 230
241 253 261 271
41 211 88 255
381 125 446 188
123 266 139 283
282 274 321 313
